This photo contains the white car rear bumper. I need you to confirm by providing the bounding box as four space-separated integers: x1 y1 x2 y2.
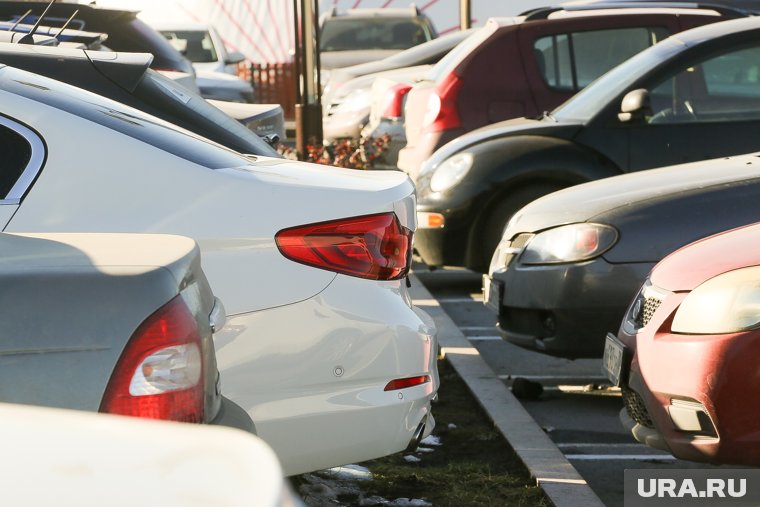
214 274 438 476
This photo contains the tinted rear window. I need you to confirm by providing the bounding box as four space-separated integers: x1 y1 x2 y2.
0 66 250 169
321 18 430 51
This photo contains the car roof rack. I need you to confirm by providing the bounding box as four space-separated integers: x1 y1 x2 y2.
521 2 751 21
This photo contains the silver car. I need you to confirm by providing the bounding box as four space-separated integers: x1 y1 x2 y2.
0 232 251 430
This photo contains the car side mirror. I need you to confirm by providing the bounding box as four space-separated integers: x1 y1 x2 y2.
618 89 652 123
225 51 246 65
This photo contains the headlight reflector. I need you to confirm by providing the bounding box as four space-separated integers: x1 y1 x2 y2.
672 266 760 334
429 153 473 193
520 223 618 265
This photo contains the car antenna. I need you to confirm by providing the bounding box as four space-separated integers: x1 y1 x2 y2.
9 9 32 32
18 0 57 45
54 9 79 41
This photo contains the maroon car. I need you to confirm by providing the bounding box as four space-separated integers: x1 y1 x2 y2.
397 4 740 179
608 221 760 465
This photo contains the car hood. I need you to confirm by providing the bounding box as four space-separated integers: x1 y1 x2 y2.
510 154 760 231
651 221 760 292
506 153 760 262
422 116 581 173
321 49 401 70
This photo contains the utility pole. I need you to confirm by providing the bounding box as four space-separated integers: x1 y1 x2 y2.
293 0 322 160
460 0 471 30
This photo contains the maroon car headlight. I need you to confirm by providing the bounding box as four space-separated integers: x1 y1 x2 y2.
519 223 618 265
671 266 760 334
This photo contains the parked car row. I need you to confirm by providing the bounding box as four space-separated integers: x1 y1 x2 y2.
313 2 760 468
0 0 439 493
458 13 760 467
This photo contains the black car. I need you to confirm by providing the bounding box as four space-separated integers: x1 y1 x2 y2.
0 43 278 156
0 1 194 74
413 16 760 272
483 152 760 358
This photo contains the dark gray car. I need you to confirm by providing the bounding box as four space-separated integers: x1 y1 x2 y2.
0 232 252 430
0 43 278 156
483 152 760 358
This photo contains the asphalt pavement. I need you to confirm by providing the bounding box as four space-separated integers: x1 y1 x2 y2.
412 265 727 507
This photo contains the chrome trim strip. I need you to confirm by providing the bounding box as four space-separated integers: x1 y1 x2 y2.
0 115 45 204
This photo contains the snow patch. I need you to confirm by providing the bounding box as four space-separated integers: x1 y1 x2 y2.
415 447 435 453
420 435 442 446
387 498 432 506
321 464 373 481
403 455 422 463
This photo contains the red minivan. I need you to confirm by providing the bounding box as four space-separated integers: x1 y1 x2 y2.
397 5 739 179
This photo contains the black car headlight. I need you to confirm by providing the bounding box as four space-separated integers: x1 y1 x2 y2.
520 223 618 265
429 152 473 193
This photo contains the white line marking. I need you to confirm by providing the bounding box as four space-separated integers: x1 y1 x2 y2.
467 336 503 341
498 374 607 380
460 326 498 332
437 297 483 303
557 443 645 449
564 454 677 461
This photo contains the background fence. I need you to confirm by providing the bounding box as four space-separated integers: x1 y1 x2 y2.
247 62 297 121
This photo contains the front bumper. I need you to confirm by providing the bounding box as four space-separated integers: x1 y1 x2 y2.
213 274 439 476
415 202 476 268
489 256 653 358
620 291 760 465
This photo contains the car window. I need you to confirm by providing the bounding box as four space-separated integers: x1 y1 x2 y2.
534 27 670 92
648 44 760 123
162 30 218 63
321 18 430 51
552 37 685 122
0 115 43 202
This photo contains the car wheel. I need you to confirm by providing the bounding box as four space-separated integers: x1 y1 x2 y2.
478 183 566 272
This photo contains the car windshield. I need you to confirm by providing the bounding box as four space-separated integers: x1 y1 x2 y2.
0 65 251 169
161 29 218 63
321 18 429 51
552 36 686 122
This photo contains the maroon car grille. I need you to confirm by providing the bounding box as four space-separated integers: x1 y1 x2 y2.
622 386 654 429
635 297 662 329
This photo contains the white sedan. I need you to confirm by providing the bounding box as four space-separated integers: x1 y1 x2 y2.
0 64 438 476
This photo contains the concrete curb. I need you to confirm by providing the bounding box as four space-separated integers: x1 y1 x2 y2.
409 273 605 507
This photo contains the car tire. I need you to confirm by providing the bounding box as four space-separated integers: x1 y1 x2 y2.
478 182 566 272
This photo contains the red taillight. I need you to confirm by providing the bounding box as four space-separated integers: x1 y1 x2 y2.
100 295 204 423
384 375 431 391
382 83 412 119
276 212 413 281
423 73 463 133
